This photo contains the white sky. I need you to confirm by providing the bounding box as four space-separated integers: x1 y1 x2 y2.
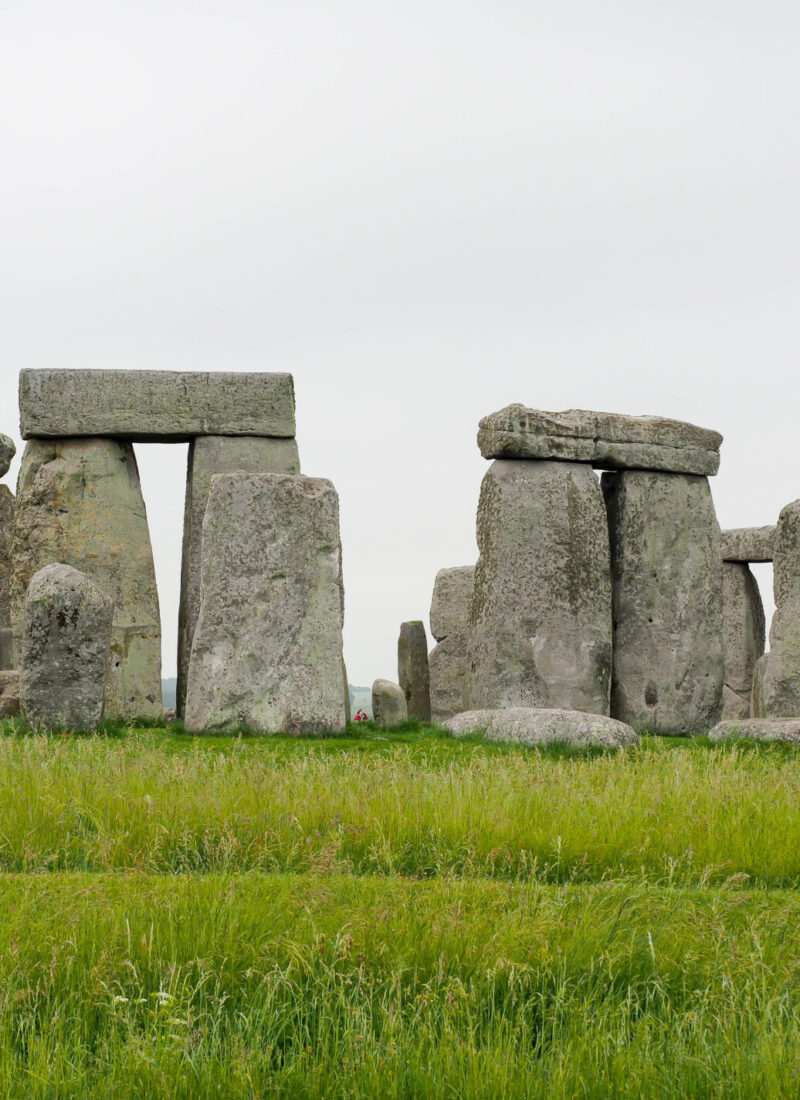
1 0 798 682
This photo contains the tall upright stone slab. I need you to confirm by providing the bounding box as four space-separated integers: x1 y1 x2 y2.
20 564 113 731
429 566 474 722
177 435 301 716
185 473 346 733
722 562 765 719
12 439 162 719
0 484 15 670
469 460 612 714
602 471 723 734
752 500 800 717
398 621 431 722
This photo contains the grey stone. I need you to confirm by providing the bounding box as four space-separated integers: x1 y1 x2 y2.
343 661 352 725
709 718 800 743
478 404 721 475
603 470 724 734
469 460 612 714
19 369 296 441
722 562 765 719
398 621 431 722
429 635 471 723
176 435 301 715
20 564 113 730
752 500 800 717
721 526 776 563
185 473 346 733
0 630 14 671
444 708 638 748
0 435 15 479
0 485 14 632
372 679 408 727
12 439 163 719
430 566 475 642
0 670 20 719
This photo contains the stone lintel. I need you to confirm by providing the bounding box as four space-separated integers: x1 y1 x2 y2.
720 526 776 563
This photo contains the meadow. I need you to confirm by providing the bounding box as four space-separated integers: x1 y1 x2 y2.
0 719 799 1097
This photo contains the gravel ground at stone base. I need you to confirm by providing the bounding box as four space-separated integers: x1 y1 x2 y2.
1 718 800 1098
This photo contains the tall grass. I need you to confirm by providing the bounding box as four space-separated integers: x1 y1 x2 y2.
0 728 797 885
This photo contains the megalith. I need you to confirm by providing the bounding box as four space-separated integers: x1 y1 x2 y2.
722 562 765 719
185 473 346 733
429 566 474 722
12 439 162 719
177 435 301 715
398 621 431 722
0 484 15 670
602 471 723 734
20 563 113 730
469 460 612 714
0 434 15 479
752 500 800 717
372 679 407 728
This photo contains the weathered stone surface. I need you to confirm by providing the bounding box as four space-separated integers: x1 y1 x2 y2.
185 473 346 734
0 670 20 718
176 435 301 715
752 500 800 717
12 439 163 718
469 460 612 714
478 405 721 475
722 562 765 719
709 718 800 743
372 679 408 727
444 708 638 748
603 471 723 734
20 564 113 730
721 526 775 563
398 621 431 722
0 435 15 479
19 369 296 441
0 630 13 671
429 636 470 723
430 566 475 642
0 485 14 643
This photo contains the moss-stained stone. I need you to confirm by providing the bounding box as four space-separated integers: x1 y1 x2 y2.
722 562 765 719
752 499 800 717
468 460 612 714
12 439 162 719
602 471 723 734
429 566 474 722
0 485 14 628
177 435 300 716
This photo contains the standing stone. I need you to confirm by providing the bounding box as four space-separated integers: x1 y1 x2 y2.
602 471 723 734
372 679 407 727
0 671 20 718
176 435 301 715
722 562 765 719
753 500 800 717
429 566 474 722
398 621 431 722
20 564 113 730
12 440 162 719
185 473 346 733
469 460 612 714
0 434 15 479
0 485 15 669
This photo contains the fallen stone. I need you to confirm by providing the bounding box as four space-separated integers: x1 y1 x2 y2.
478 404 721 475
176 435 301 715
722 562 764 719
603 470 724 734
19 369 296 441
443 708 638 748
721 526 775 563
709 718 800 743
0 435 15 479
12 439 163 719
185 473 346 733
0 670 20 718
372 679 408 727
469 460 612 714
20 563 113 730
398 621 432 722
430 566 475 642
752 500 800 717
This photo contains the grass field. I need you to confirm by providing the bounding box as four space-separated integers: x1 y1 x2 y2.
1 719 799 1097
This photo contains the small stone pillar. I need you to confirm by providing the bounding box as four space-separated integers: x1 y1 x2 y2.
602 471 723 734
428 566 474 722
398 621 431 722
753 500 800 717
722 562 765 719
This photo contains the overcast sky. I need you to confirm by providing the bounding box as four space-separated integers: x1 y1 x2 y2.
2 0 798 683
